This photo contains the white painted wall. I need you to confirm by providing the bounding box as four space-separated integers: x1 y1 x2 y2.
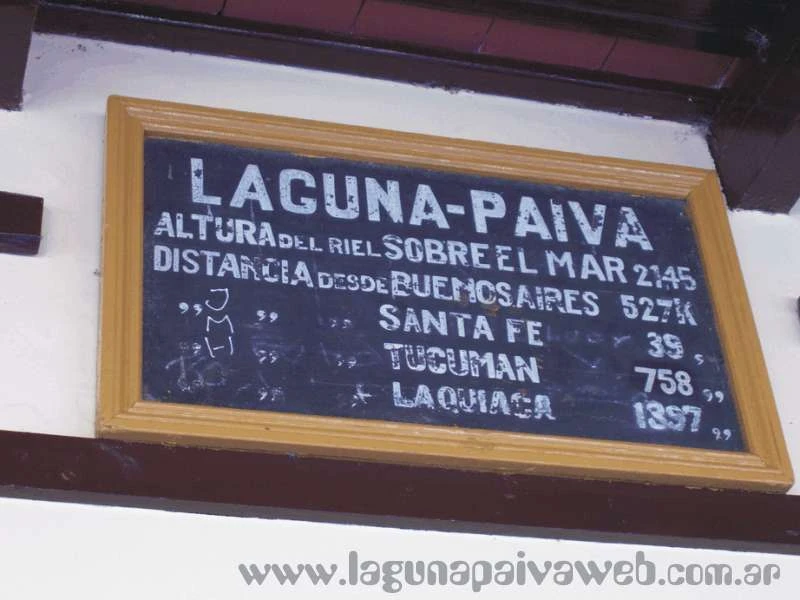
1 34 800 599
0 494 798 599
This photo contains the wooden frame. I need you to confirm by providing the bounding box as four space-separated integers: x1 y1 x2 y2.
99 95 793 492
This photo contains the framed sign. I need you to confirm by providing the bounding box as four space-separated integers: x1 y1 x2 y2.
98 96 793 491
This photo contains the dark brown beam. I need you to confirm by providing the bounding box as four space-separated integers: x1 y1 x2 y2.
735 116 800 212
412 0 767 57
709 5 800 211
86 0 774 57
0 191 43 255
0 1 38 110
89 0 775 58
1 429 800 553
512 0 788 31
35 0 719 124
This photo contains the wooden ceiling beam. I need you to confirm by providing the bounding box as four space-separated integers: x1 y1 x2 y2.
0 0 38 111
407 0 767 57
1 429 800 553
708 4 800 211
35 1 719 121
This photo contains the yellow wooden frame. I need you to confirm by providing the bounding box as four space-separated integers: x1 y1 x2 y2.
98 95 794 492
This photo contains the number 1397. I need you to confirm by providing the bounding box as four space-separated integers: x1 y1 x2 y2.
634 400 702 432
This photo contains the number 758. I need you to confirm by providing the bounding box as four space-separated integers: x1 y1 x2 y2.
633 366 693 396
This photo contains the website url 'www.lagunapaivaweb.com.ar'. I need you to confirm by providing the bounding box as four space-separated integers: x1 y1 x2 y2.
237 550 782 593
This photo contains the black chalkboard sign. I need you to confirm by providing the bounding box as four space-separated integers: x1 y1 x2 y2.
142 137 741 451
99 97 793 491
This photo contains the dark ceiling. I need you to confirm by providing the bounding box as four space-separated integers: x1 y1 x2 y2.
1 0 799 211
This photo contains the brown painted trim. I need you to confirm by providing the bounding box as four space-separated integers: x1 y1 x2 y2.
0 190 43 255
708 4 800 211
709 106 800 212
34 1 719 123
404 0 758 57
733 116 800 212
1 429 800 553
0 1 38 110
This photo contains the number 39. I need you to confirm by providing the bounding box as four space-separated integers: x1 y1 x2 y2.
646 332 684 359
